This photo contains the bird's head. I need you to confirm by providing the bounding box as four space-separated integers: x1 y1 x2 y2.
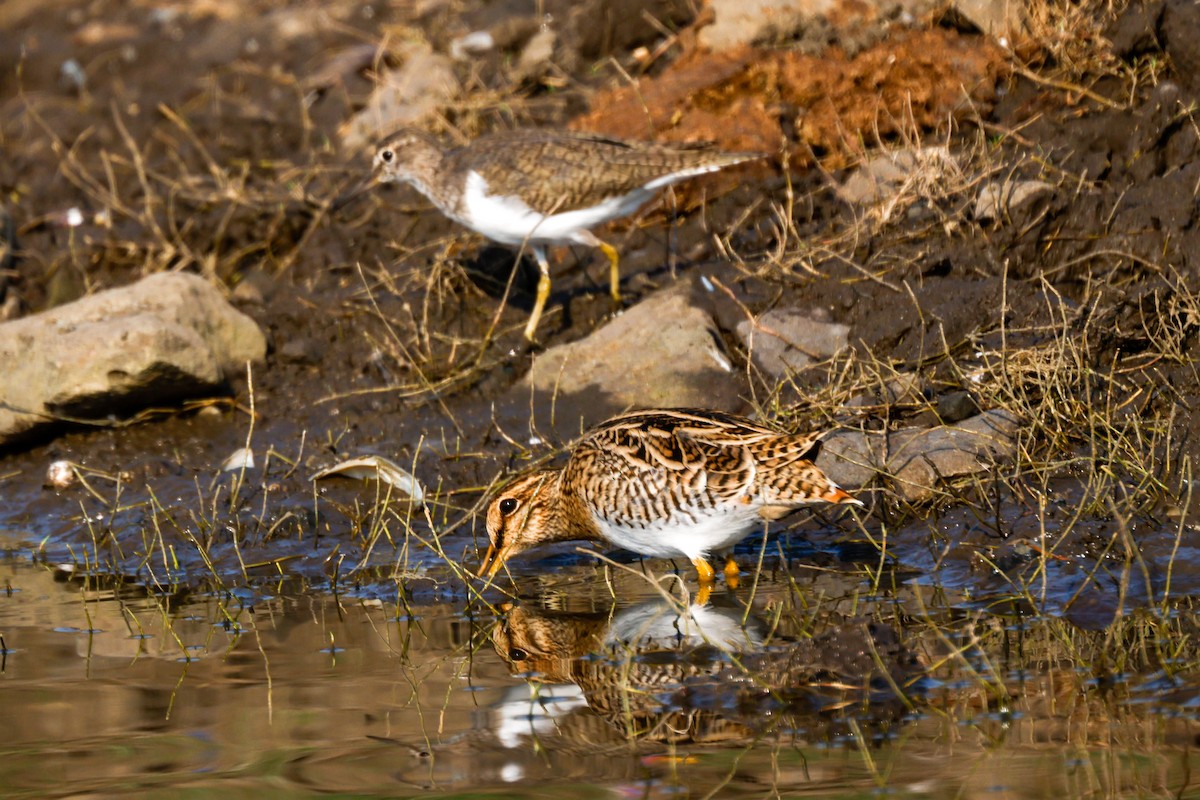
330 129 443 212
369 129 441 185
479 470 562 580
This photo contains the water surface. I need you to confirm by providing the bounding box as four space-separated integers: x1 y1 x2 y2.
2 551 1197 799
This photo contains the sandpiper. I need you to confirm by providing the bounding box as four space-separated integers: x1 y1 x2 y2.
478 408 861 587
347 128 760 340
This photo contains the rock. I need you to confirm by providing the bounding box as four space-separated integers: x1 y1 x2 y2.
935 391 980 423
279 337 321 365
450 30 500 60
0 272 266 447
885 409 1021 502
507 283 746 435
220 447 256 472
951 0 1026 43
974 179 1054 225
818 429 879 491
836 147 958 207
511 26 557 83
44 460 75 489
697 0 802 51
697 0 939 52
736 307 849 377
59 59 86 93
819 409 1021 501
338 43 459 152
838 151 917 205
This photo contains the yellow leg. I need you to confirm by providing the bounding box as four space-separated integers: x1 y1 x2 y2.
692 557 716 584
598 241 621 303
723 554 740 590
523 249 552 341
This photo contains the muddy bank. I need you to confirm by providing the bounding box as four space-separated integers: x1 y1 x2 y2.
0 0 1194 624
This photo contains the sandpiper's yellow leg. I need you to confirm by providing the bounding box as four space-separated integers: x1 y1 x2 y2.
723 554 740 590
524 250 552 341
693 560 715 604
599 241 621 303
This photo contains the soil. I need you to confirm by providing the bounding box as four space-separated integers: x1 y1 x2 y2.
6 4 1200 796
0 0 1198 625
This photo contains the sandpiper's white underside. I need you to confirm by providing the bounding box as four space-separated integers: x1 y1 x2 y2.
594 503 765 561
459 166 725 248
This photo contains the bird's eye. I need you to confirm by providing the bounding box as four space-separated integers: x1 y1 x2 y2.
380 149 394 163
509 647 528 662
498 498 519 516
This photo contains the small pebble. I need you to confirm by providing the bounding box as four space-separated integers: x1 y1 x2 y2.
60 59 86 92
45 460 76 489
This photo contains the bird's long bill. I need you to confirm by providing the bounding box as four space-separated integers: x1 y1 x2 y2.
329 173 380 213
477 541 507 580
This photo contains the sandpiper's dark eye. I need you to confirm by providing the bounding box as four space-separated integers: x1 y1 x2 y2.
499 498 519 516
380 149 394 163
509 647 528 662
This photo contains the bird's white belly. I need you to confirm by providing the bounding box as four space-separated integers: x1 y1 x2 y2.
461 171 650 246
595 506 763 561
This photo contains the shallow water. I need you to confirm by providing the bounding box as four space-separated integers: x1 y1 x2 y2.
2 548 1199 799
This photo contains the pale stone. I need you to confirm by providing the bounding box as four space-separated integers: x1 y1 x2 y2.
0 272 266 446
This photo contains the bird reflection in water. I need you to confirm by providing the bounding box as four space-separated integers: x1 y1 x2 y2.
489 595 761 746
485 592 916 750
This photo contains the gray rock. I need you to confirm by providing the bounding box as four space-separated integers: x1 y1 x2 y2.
952 0 1026 41
935 390 980 423
818 429 880 491
836 147 958 207
508 283 746 436
837 150 921 206
974 179 1054 225
279 337 321 365
818 409 1021 501
511 27 557 83
698 0 940 52
885 409 1021 501
699 0 805 50
0 272 266 446
736 307 849 377
338 43 459 152
450 30 499 60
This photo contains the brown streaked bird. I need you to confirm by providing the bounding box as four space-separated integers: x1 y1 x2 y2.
479 408 862 586
348 127 760 340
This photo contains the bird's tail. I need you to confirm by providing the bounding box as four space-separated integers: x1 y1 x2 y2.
819 482 863 506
